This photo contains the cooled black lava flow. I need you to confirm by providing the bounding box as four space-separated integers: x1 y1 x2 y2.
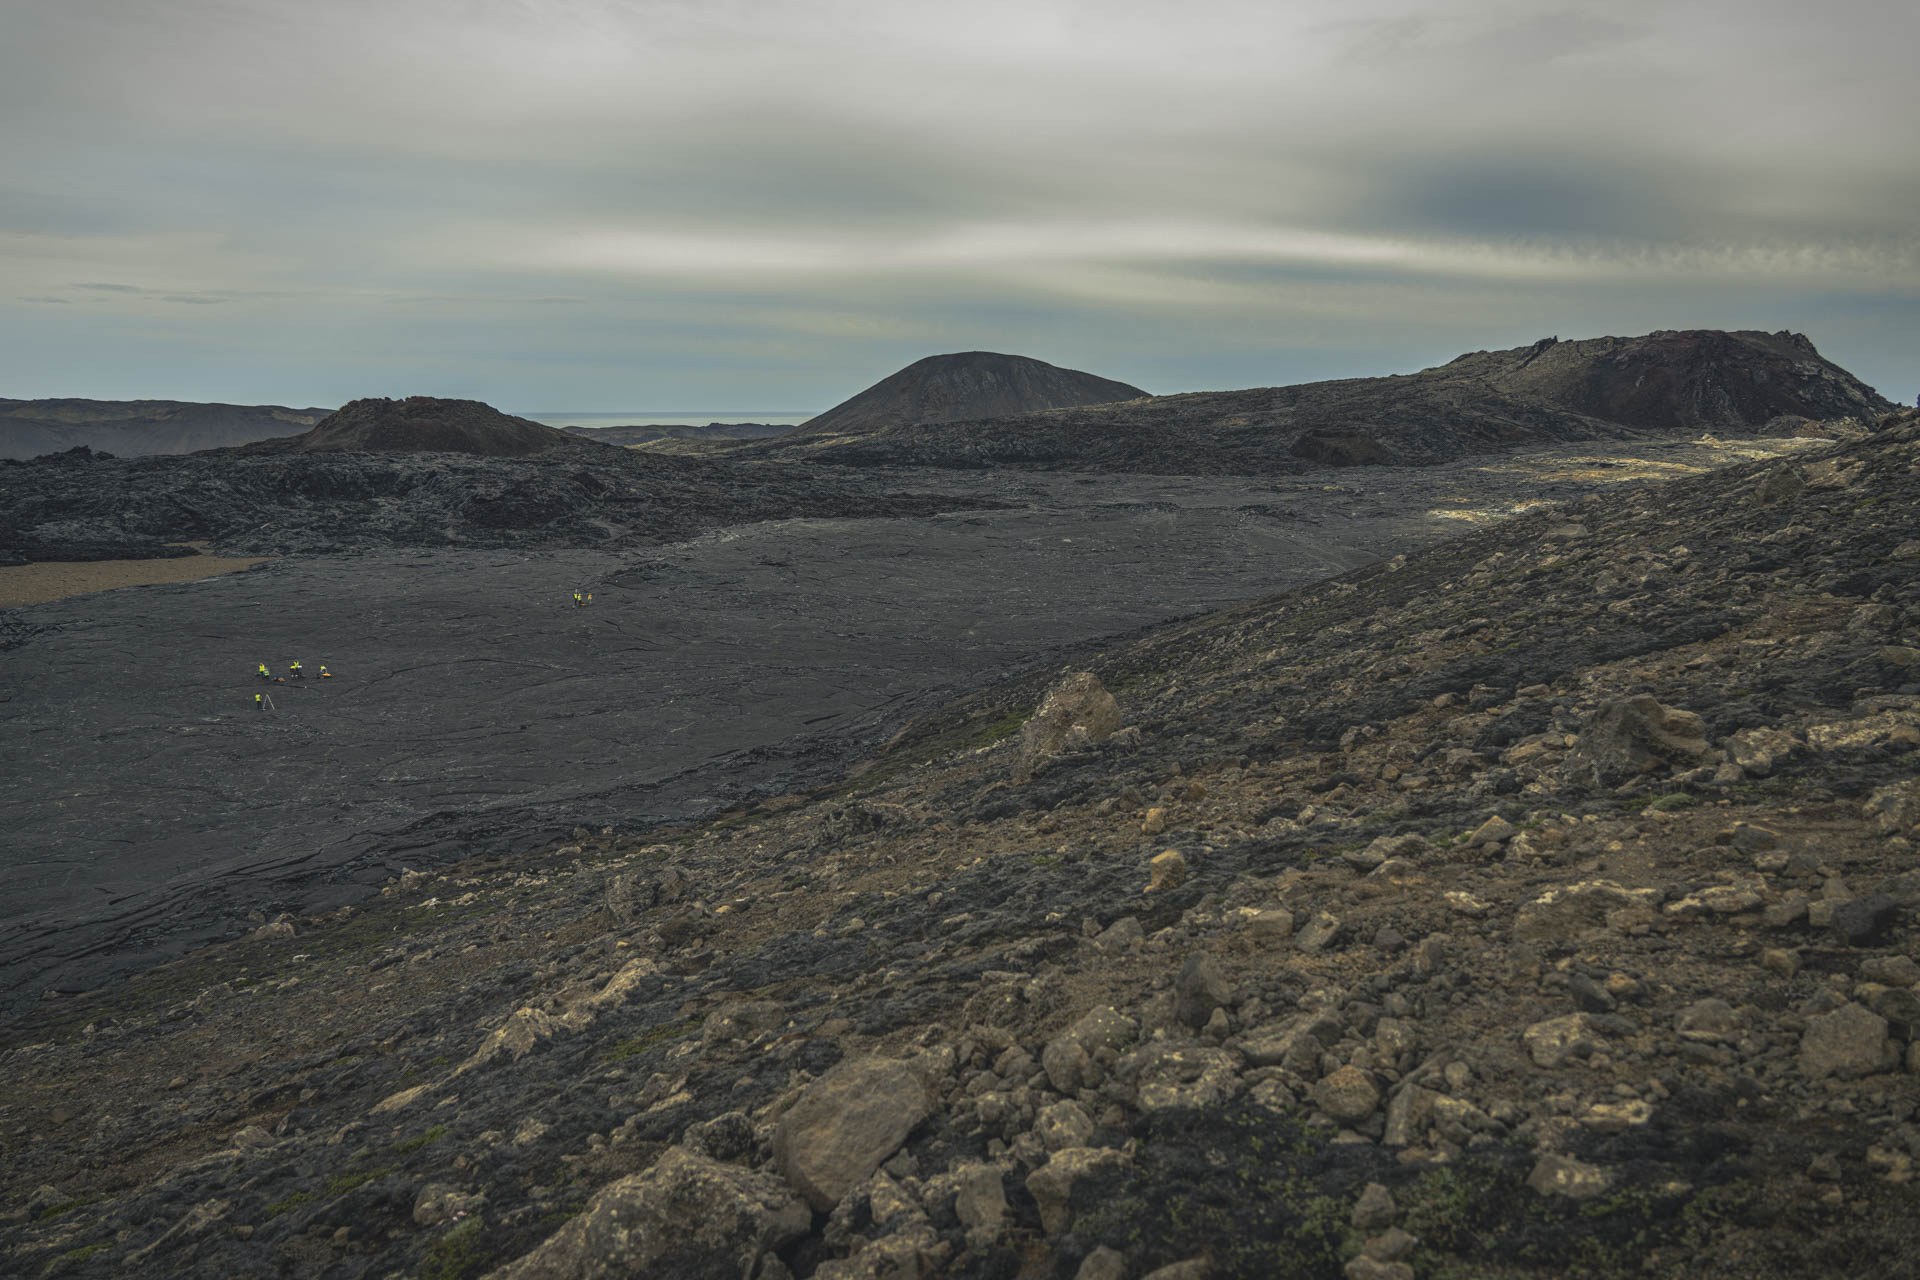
0 441 1813 1014
0 468 1435 1013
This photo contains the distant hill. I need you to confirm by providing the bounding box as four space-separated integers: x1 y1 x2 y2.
798 352 1147 437
253 397 589 457
563 422 799 447
761 330 1893 474
0 398 329 460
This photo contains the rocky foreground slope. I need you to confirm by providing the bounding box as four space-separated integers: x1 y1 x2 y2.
762 331 1891 474
0 398 330 461
5 412 1920 1279
0 398 994 562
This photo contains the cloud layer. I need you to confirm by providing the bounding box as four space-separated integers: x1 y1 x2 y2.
4 0 1916 408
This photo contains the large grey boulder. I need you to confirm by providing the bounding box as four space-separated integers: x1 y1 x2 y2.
773 1057 934 1210
483 1148 809 1279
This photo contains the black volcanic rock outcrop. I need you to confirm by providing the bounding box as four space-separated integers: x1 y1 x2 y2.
764 329 1892 474
0 397 1001 561
256 396 579 457
800 351 1146 436
0 397 329 460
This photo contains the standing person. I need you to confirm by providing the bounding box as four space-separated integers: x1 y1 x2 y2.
257 663 270 680
254 693 264 711
290 660 303 678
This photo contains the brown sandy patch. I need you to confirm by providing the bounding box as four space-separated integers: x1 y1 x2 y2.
0 553 272 607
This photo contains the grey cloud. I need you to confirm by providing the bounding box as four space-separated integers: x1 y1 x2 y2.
0 0 1915 407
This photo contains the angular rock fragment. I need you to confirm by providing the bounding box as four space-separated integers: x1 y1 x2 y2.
1313 1065 1381 1124
1565 696 1710 787
1026 1146 1129 1233
1799 1003 1895 1080
773 1057 934 1210
1527 1153 1612 1200
1019 671 1123 778
1524 1013 1602 1068
484 1148 808 1280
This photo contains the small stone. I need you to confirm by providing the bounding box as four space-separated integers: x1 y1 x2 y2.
952 1163 1007 1232
1765 894 1810 929
1351 1182 1398 1231
1345 1261 1414 1280
1676 998 1738 1043
1567 973 1615 1013
1142 807 1169 836
1722 822 1782 853
1362 1227 1418 1261
1295 912 1344 953
248 917 295 942
1467 815 1515 847
1383 1085 1435 1146
1863 956 1920 987
1761 948 1801 978
1146 849 1187 893
1867 1145 1914 1184
413 1183 485 1228
1034 1101 1096 1152
1580 1100 1653 1134
1315 1065 1381 1124
1527 1153 1612 1200
682 1111 755 1163
1075 1247 1128 1280
1524 1014 1601 1068
1141 1258 1211 1280
1832 894 1900 946
1176 953 1233 1029
1246 909 1294 943
1026 1147 1130 1234
1798 1003 1894 1080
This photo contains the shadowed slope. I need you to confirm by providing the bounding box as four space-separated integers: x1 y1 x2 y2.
800 351 1147 436
767 330 1892 474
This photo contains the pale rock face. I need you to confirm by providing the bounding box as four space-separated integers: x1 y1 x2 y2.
1799 1003 1895 1080
1018 671 1124 778
483 1149 809 1280
772 1058 934 1211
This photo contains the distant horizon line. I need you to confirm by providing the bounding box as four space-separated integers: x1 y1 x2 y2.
517 409 820 417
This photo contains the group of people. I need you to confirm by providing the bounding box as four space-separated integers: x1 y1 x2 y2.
572 590 594 608
253 660 333 709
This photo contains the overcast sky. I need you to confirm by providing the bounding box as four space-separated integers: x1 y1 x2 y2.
3 0 1915 411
